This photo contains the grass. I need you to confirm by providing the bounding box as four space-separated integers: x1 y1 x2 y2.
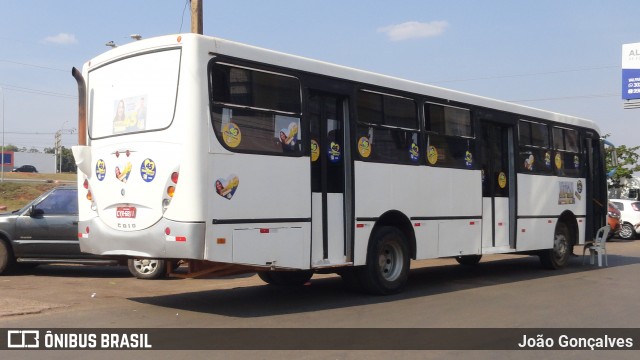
0 173 76 211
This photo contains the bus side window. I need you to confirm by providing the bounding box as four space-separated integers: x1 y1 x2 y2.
425 103 475 169
209 63 302 156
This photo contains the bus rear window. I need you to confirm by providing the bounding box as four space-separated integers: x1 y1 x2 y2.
87 49 181 138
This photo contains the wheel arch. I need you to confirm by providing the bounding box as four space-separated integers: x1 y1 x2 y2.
557 210 578 246
370 210 416 260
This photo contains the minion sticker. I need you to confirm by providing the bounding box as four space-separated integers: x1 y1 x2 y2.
545 151 552 169
215 174 240 200
409 142 419 162
328 141 341 163
311 139 320 162
427 146 438 165
222 122 242 148
115 161 132 183
96 159 106 181
555 153 562 170
573 155 580 169
498 172 507 189
358 137 372 158
140 158 156 182
465 150 473 168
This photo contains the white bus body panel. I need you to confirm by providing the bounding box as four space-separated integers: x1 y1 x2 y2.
353 161 482 265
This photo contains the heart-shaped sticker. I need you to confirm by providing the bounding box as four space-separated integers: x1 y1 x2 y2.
215 174 240 200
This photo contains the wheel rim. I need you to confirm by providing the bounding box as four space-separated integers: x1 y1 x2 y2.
553 232 568 261
133 259 158 274
619 224 633 238
378 241 404 282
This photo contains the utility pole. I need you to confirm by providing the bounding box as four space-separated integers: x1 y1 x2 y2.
191 0 203 34
55 130 61 173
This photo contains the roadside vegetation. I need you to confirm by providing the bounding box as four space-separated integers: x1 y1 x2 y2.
0 173 76 211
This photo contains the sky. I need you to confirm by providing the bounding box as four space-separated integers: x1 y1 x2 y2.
1 0 640 152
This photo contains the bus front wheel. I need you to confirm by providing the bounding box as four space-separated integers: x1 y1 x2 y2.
539 222 571 269
358 226 410 295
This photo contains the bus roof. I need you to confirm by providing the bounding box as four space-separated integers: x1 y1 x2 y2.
86 33 601 134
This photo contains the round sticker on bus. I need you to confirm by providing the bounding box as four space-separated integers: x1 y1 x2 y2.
222 122 242 148
96 159 106 181
427 146 438 165
358 137 372 158
140 158 156 182
574 155 580 169
555 153 562 170
311 139 320 162
328 142 341 163
409 143 419 162
498 172 507 189
577 180 583 194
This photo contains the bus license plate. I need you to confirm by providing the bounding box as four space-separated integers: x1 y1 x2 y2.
116 207 137 218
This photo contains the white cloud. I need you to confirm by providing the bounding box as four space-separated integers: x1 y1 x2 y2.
43 33 78 45
378 21 449 41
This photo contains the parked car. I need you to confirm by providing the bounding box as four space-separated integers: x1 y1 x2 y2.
12 165 38 173
609 199 640 240
0 186 170 278
607 202 621 239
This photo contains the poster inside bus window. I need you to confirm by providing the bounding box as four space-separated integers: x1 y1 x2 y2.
113 96 147 134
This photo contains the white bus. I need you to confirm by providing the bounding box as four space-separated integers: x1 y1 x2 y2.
72 34 613 294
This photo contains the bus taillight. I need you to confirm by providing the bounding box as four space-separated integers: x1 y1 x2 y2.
86 191 93 201
167 186 176 197
171 172 179 184
83 179 89 189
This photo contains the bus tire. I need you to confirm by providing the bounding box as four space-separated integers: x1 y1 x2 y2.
258 270 312 286
455 254 482 266
357 226 410 295
0 240 15 275
539 222 571 269
128 258 167 279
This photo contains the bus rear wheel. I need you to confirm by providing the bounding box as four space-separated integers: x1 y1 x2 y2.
539 222 571 269
258 270 312 286
357 226 410 295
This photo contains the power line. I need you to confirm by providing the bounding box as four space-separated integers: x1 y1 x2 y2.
431 65 618 84
508 93 618 103
0 59 68 72
0 83 76 99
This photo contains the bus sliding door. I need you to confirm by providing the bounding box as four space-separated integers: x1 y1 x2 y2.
308 91 352 267
480 121 516 250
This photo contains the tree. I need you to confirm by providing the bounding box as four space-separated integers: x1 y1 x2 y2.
60 147 77 173
605 135 640 198
0 144 19 152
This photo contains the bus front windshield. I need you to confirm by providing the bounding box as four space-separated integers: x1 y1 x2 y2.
87 48 181 139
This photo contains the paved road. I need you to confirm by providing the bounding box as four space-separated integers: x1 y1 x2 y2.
1 240 639 359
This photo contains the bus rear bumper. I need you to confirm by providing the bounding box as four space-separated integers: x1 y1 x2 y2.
78 217 206 260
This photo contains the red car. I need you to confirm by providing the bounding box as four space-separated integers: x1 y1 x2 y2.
607 202 621 238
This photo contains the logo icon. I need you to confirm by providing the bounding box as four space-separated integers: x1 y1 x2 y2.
7 330 40 348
